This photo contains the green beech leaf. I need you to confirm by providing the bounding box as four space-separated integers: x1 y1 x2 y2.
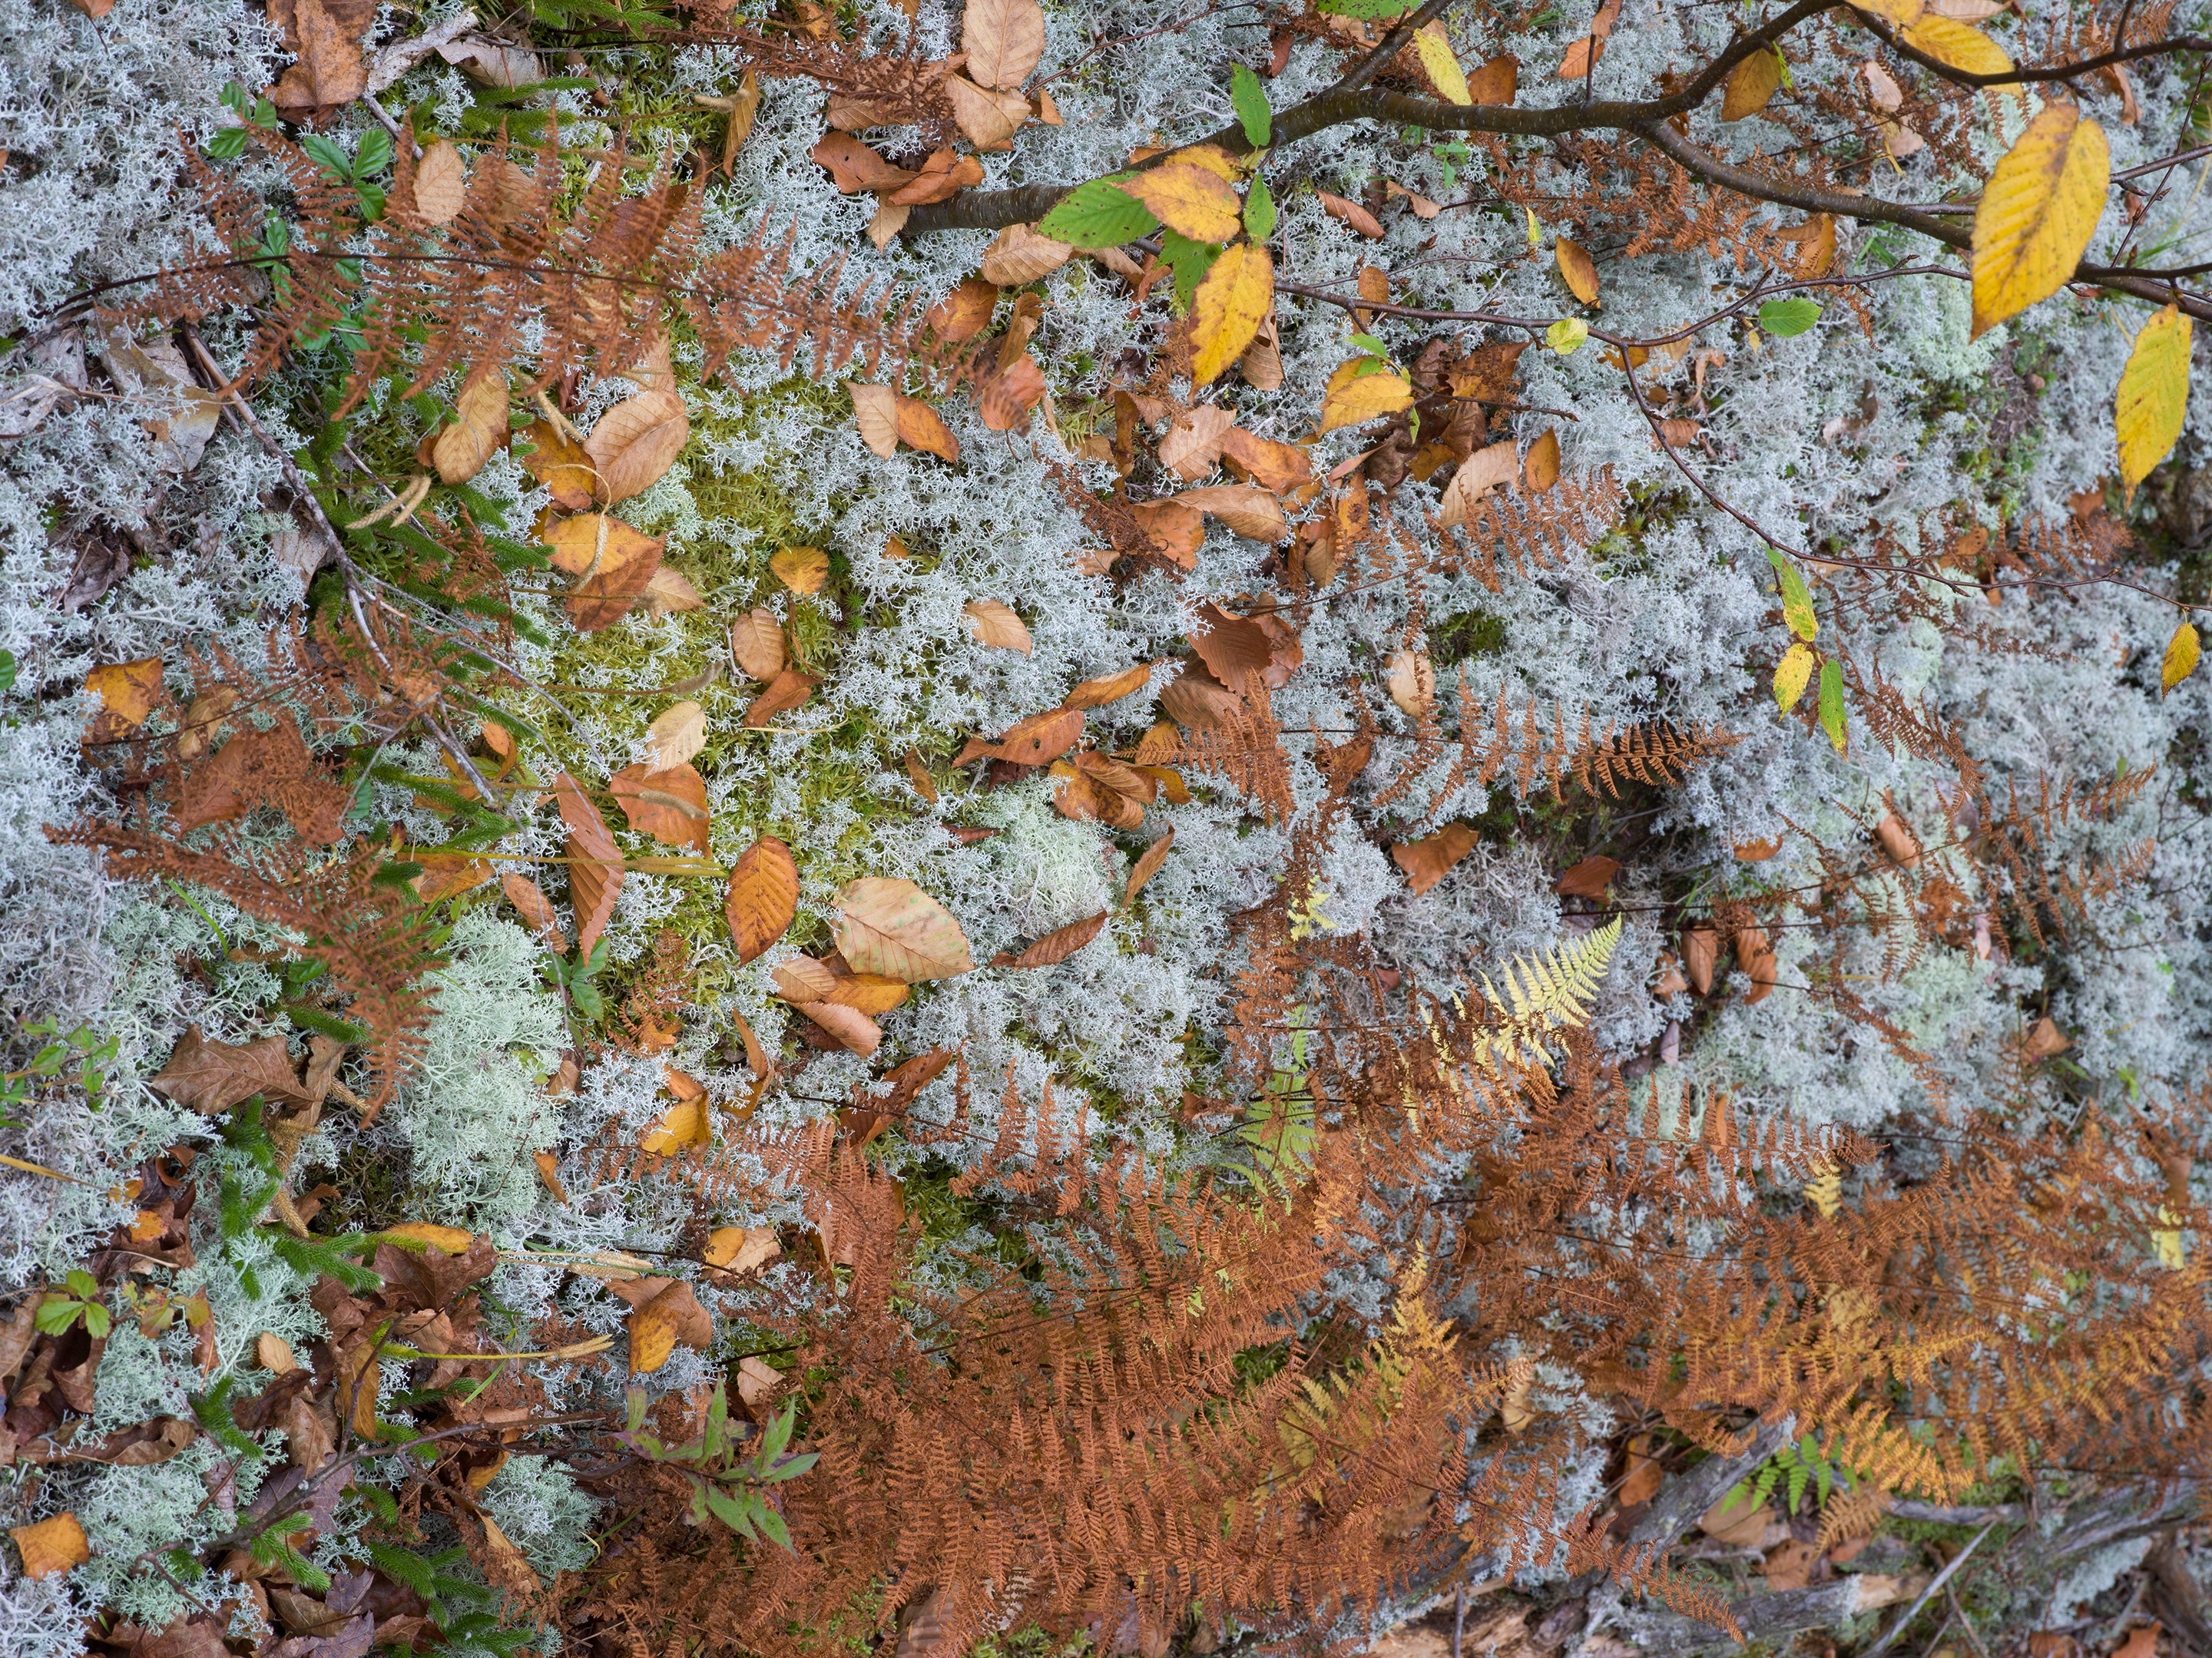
1231 64 1272 148
1818 660 1847 753
1757 296 1822 337
1162 230 1221 309
1036 177 1161 248
1765 547 1819 641
1243 173 1276 243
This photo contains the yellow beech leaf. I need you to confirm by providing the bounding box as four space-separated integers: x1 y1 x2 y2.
641 1095 710 1154
1555 237 1601 306
1189 243 1276 388
1721 47 1781 120
1319 359 1413 435
771 544 830 594
1773 641 1816 712
1971 105 2109 339
1114 164 1241 243
1846 0 1923 23
85 658 164 730
2115 303 2192 499
9 1513 89 1580
1901 14 2015 84
704 1225 781 1274
1413 21 1472 104
2164 621 2201 693
645 699 707 769
628 1296 679 1372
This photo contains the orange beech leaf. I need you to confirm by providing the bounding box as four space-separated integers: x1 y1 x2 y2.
993 909 1108 968
553 773 621 958
610 763 710 852
724 836 799 964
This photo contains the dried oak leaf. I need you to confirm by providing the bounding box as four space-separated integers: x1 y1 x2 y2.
724 836 799 964
834 877 974 981
1392 824 1478 894
150 1027 316 1114
992 909 1108 968
952 706 1084 767
610 763 710 852
745 667 820 727
551 771 622 959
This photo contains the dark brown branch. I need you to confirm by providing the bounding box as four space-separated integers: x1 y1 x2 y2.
1856 13 2212 87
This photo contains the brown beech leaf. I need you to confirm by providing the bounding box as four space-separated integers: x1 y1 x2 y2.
2024 1015 2071 1059
993 909 1108 968
903 750 939 801
888 149 985 206
502 873 568 949
1618 1436 1665 1506
430 366 509 485
744 668 820 727
965 599 1033 653
834 877 974 981
895 396 962 463
1317 191 1386 239
1131 498 1204 569
952 706 1084 767
1875 810 1922 869
798 1000 884 1055
929 277 1001 343
588 391 688 504
820 973 912 1017
946 73 1029 150
724 836 799 964
553 772 622 959
541 514 664 631
811 132 918 193
1555 237 1601 306
1736 927 1777 1003
978 352 1047 432
610 763 710 852
1217 428 1313 495
1179 484 1287 541
704 1226 780 1276
1466 52 1518 104
850 382 900 457
773 956 839 1002
521 416 596 510
270 0 371 111
964 0 1046 89
843 1048 957 1145
644 700 707 769
1189 601 1273 688
1124 825 1176 904
641 566 703 617
641 1092 710 1155
149 1026 314 1114
10 1512 90 1580
1386 650 1435 717
1555 0 1621 76
1525 427 1561 491
1556 855 1620 898
1158 405 1233 478
1699 1488 1776 1547
1682 926 1719 994
411 850 496 905
730 608 786 680
1064 663 1154 709
1436 438 1520 528
1392 824 1479 894
1160 667 1242 730
979 223 1074 286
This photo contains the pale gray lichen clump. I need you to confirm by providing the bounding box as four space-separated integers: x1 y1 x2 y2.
4 0 2212 1648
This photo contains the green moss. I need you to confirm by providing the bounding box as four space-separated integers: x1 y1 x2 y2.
1430 608 1508 667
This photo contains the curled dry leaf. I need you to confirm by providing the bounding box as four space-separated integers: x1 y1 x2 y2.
744 668 820 726
1436 438 1520 528
903 749 939 801
994 909 1108 968
1385 650 1435 717
645 700 707 769
965 600 1033 654
534 1150 569 1203
979 222 1075 286
1124 825 1175 904
771 545 830 594
1064 663 1154 709
1874 811 1921 869
889 150 986 206
1392 823 1478 894
929 276 1001 343
964 0 1046 90
430 366 510 485
588 391 688 503
952 706 1085 767
1385 180 1442 219
835 877 975 982
2024 1015 2071 1059
552 771 622 959
1555 0 1621 75
610 763 710 852
1317 191 1386 239
724 836 799 964
730 608 786 680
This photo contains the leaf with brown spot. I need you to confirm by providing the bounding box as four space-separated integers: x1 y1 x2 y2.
744 668 820 726
730 609 786 680
610 764 710 852
1131 498 1204 568
952 706 1085 767
965 599 1033 654
835 877 975 981
1557 855 1620 898
553 772 622 959
724 836 798 964
84 657 164 744
994 909 1108 968
1064 664 1153 709
1392 824 1479 894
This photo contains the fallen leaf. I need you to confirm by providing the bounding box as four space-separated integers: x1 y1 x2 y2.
1556 855 1620 898
533 1150 569 1203
2111 1625 2162 1658
929 277 1001 342
1317 191 1385 238
641 1094 710 1155
1189 601 1274 690
1392 824 1478 894
2024 1015 2071 1059
521 416 597 511
963 0 1045 90
541 514 665 631
1384 180 1442 218
1065 664 1153 709
888 149 986 206
1874 810 1921 869
270 0 372 111
431 365 510 485
1320 359 1414 434
1618 1437 1664 1506
1386 650 1435 718
1160 667 1242 730
850 382 901 457
835 877 975 981
641 566 703 617
1218 427 1313 493
610 763 710 852
980 221 1075 286
820 974 912 1016
1412 18 1472 102
148 1027 313 1114
1467 52 1518 104
1722 45 1783 120
437 35 541 88
1763 1537 1820 1592
1555 0 1621 76
1555 237 1601 306
1683 927 1719 994
952 706 1085 766
587 389 688 504
744 668 820 726
1183 485 1288 543
725 836 799 964
1189 243 1276 388
409 139 469 225
771 545 831 594
978 352 1048 431
411 850 495 905
644 700 707 769
1734 837 1781 862
1131 498 1205 568
553 772 622 958
1124 826 1177 904
1436 438 1520 528
623 1282 704 1374
10 1512 89 1579
1737 927 1778 1003
796 1000 884 1055
1159 406 1235 478
896 396 962 462
994 909 1108 968
84 658 164 743
965 599 1033 654
730 609 786 680
946 73 1031 150
773 957 839 1002
1698 1489 1775 1547
812 132 917 194
503 873 568 949
1524 428 1561 491
704 1226 781 1276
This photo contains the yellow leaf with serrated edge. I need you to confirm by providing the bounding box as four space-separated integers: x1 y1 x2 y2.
1721 48 1781 121
1773 642 1816 711
1318 360 1413 434
1413 21 1472 104
1189 243 1275 386
1846 0 1923 23
2164 621 2200 693
1971 105 2108 339
1114 164 1241 243
1901 14 2014 85
2116 303 2191 498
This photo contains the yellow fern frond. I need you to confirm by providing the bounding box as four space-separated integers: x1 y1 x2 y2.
1472 917 1623 1071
